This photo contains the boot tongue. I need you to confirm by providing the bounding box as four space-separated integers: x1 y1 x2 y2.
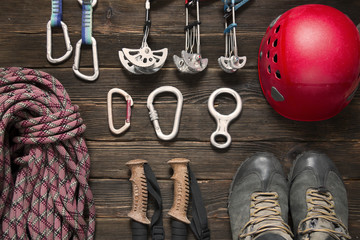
302 218 335 240
248 196 292 240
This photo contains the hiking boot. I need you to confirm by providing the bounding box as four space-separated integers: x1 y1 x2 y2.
289 151 351 240
228 152 293 240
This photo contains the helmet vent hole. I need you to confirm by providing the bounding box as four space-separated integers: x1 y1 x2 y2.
267 51 270 58
273 39 278 47
268 65 271 74
267 37 271 45
273 54 278 63
275 25 281 33
275 70 281 79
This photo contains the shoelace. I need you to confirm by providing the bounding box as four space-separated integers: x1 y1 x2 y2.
0 67 95 239
298 188 351 240
239 192 293 239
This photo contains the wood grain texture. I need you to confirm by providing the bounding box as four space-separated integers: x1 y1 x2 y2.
1 0 360 239
89 179 360 237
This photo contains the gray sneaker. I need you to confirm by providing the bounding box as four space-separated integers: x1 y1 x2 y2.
289 151 351 240
228 152 293 240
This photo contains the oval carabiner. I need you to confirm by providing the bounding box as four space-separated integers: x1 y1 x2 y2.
208 88 242 149
72 38 99 81
107 88 133 135
147 86 183 141
46 20 73 64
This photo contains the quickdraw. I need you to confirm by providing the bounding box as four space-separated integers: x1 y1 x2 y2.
46 0 73 64
119 0 168 75
208 88 242 149
73 0 99 81
107 88 133 135
218 0 249 73
147 86 183 141
174 0 208 74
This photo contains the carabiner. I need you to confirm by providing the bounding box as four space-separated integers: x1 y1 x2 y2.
46 21 73 64
208 88 242 149
107 88 133 135
77 0 97 7
46 0 72 64
147 86 183 141
73 38 99 81
73 0 99 81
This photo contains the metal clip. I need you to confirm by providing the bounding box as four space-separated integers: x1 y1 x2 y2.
218 0 249 73
46 21 73 64
208 88 242 149
77 0 97 7
107 88 133 135
73 38 99 81
119 0 168 75
174 0 208 74
147 86 183 141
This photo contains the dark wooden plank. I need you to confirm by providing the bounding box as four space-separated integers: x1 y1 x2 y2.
81 101 360 142
0 0 359 68
1 0 359 34
87 141 360 180
90 179 360 238
95 218 230 240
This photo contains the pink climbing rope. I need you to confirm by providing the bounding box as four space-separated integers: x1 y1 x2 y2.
0 67 95 239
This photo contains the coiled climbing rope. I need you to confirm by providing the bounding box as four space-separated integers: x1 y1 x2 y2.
0 67 95 239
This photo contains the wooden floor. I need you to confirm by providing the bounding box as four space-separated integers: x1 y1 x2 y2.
1 0 360 239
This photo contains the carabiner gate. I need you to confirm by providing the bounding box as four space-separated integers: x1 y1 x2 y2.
46 0 73 64
73 38 99 81
73 0 99 81
147 86 183 141
208 88 242 149
107 88 133 135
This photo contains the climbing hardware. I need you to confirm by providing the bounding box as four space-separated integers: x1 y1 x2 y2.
107 88 133 135
174 0 208 73
218 0 249 73
208 88 242 149
46 0 73 64
119 0 168 75
147 86 183 141
73 0 99 81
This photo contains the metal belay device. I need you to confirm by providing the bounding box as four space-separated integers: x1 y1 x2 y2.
174 0 208 74
218 0 249 73
119 0 168 75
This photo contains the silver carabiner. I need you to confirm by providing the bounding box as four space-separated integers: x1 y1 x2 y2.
147 86 183 141
208 88 242 149
73 37 99 81
77 0 97 7
107 88 133 135
46 20 73 64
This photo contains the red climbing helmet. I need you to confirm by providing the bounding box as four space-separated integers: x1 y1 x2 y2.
258 4 360 121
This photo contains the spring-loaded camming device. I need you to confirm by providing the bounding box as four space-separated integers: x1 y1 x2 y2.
107 88 133 135
73 0 99 81
147 86 183 141
218 0 249 73
174 0 208 74
46 0 73 64
119 0 168 75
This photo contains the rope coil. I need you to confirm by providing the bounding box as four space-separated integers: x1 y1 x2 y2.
0 67 95 239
